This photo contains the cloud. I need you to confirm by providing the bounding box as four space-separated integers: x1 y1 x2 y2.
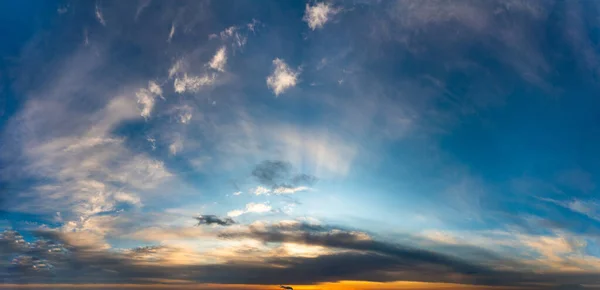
194 215 236 226
174 74 215 93
266 58 300 96
273 186 310 195
136 81 163 119
252 160 292 186
95 2 106 26
4 226 600 287
227 203 272 217
169 136 183 156
291 173 318 186
233 191 242 196
254 186 271 195
249 161 317 195
170 105 193 124
540 197 600 222
213 25 249 49
209 46 227 72
167 22 175 42
303 2 340 30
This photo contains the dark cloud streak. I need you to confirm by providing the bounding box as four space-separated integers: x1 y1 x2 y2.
194 214 236 226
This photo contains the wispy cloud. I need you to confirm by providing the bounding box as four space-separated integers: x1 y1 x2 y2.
266 59 300 96
227 203 272 217
167 22 175 42
95 2 106 26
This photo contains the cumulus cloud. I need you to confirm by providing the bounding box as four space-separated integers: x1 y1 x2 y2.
209 46 227 72
266 58 300 96
227 202 272 217
194 215 236 226
303 2 340 30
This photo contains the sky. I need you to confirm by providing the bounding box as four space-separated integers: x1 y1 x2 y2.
4 0 600 289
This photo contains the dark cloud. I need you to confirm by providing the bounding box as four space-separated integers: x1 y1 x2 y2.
219 222 499 277
291 173 318 186
549 285 587 290
1 228 600 288
194 214 236 226
251 160 293 186
251 160 318 192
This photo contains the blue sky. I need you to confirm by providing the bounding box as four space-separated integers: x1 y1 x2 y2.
3 1 600 289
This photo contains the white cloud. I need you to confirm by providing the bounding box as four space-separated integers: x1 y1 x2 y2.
233 191 242 196
273 186 310 195
136 81 163 119
303 2 339 30
209 46 227 72
254 186 271 195
227 202 272 217
220 26 237 39
227 210 244 217
95 3 106 26
167 23 175 42
246 202 271 213
266 58 300 96
174 74 215 93
169 137 183 156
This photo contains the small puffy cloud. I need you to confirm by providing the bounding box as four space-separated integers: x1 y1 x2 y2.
194 215 236 226
228 202 272 217
209 46 227 72
266 58 300 96
174 74 215 93
233 191 242 196
303 2 340 30
95 2 106 26
136 81 163 119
